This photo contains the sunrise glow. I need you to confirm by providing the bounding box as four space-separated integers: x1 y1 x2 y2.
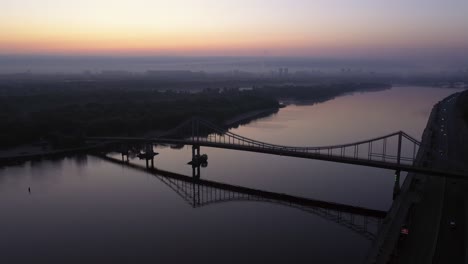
1 0 467 57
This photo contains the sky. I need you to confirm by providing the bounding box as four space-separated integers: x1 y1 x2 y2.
1 0 468 59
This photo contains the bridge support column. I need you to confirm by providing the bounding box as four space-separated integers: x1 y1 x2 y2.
142 142 158 169
189 145 206 179
192 145 200 159
393 170 401 200
120 144 130 163
144 157 154 169
192 165 201 179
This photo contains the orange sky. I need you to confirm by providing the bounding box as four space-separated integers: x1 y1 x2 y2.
1 0 467 57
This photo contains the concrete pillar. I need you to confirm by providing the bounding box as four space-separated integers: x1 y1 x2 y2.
192 145 200 158
191 164 201 179
393 170 401 200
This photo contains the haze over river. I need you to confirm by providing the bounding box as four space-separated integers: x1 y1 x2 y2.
0 86 462 263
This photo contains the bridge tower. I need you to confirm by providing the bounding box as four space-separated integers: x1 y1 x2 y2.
397 132 403 166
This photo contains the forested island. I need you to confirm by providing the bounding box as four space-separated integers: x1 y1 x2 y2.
0 80 390 150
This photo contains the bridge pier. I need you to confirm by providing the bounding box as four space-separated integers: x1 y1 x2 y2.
121 152 129 163
192 145 200 159
120 144 130 163
145 157 155 169
189 145 207 179
137 143 158 169
192 165 201 179
392 170 401 200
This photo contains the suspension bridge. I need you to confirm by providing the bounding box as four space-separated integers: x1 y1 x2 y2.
99 154 385 241
90 117 467 178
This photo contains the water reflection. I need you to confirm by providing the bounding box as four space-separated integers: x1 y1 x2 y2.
99 154 385 241
0 155 374 264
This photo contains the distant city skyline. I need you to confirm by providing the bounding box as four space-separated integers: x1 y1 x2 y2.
1 0 467 60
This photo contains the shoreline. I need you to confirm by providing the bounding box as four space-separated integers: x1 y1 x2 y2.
0 107 280 164
223 108 279 127
0 141 114 165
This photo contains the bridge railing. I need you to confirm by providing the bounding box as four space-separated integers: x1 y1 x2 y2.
149 117 464 172
160 117 425 166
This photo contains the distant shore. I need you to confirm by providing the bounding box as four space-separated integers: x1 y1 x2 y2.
0 142 112 164
223 108 279 127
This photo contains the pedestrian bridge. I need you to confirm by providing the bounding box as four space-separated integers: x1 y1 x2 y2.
90 117 467 178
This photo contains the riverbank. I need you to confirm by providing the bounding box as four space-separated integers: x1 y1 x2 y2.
223 108 278 127
0 107 280 164
0 141 113 165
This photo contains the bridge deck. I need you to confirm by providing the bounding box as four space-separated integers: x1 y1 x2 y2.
90 137 467 179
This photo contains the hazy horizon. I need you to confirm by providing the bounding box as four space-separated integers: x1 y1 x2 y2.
0 55 467 74
2 0 467 60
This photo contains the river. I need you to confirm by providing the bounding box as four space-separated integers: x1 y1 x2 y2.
0 86 462 263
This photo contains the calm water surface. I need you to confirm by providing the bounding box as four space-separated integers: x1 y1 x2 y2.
0 86 462 263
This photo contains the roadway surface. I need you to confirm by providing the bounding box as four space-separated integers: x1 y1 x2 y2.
396 93 466 263
432 94 467 263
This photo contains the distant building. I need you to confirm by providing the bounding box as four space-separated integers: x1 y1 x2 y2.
278 68 288 77
100 70 132 77
145 70 204 80
239 87 253 92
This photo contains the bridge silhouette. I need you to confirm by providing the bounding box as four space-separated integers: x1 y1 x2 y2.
90 117 466 178
99 154 386 241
